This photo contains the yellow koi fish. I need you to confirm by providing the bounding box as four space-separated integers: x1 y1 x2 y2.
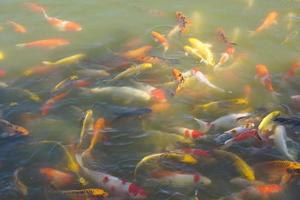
258 111 280 138
54 188 109 199
193 98 248 112
42 54 86 66
78 109 94 148
110 63 152 82
0 51 4 60
188 37 215 66
214 149 255 181
52 75 78 93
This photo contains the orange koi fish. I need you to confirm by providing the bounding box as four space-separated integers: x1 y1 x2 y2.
0 119 29 138
255 64 278 94
41 92 69 116
7 21 27 33
214 45 236 71
252 11 278 35
40 168 75 187
16 38 70 49
172 68 185 93
232 184 283 199
25 2 82 32
120 45 153 60
167 11 191 38
282 60 300 81
151 31 169 52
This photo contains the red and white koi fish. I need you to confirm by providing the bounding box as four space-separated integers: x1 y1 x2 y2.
173 127 207 140
149 170 211 188
214 45 235 71
75 153 147 199
222 129 261 149
215 126 252 144
25 2 82 32
191 68 229 93
7 21 27 33
255 64 279 95
194 112 252 132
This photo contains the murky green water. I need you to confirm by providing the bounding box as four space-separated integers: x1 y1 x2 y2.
0 0 300 200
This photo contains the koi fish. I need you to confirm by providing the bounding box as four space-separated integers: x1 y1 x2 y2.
53 188 108 199
215 126 251 144
134 152 197 177
83 118 106 156
26 2 82 31
179 148 211 158
230 184 283 200
151 31 169 52
173 127 207 140
270 125 297 161
52 76 78 93
23 64 55 76
257 110 280 139
172 68 185 93
214 45 235 71
22 89 41 102
252 11 278 35
7 21 27 33
0 119 29 137
82 86 152 104
193 98 248 113
184 45 206 62
75 153 147 199
216 28 236 46
282 60 300 81
16 38 70 49
222 129 261 149
0 51 4 60
188 38 215 66
43 54 86 66
255 64 278 95
52 76 92 94
14 168 28 196
109 63 152 82
120 45 152 60
148 170 211 188
41 92 69 116
194 112 251 132
191 68 228 93
78 109 94 149
167 11 191 38
213 149 255 181
39 168 75 187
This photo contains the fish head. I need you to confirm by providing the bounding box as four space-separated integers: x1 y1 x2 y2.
194 174 212 186
255 64 269 78
14 125 29 136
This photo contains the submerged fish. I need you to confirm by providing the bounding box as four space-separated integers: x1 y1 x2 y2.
52 188 108 199
16 38 70 49
75 153 147 199
43 54 86 66
78 109 94 149
40 167 75 187
120 45 152 60
110 63 153 82
252 11 278 35
7 21 27 33
188 38 215 66
257 110 280 138
0 119 29 138
14 168 28 196
255 64 278 95
151 31 169 52
41 92 69 116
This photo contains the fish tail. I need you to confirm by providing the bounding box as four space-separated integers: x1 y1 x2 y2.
193 118 210 132
16 43 26 48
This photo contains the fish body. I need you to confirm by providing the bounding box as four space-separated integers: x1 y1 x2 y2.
84 118 106 155
40 168 75 187
43 54 86 66
271 125 297 161
75 153 147 199
78 109 94 149
0 51 4 60
282 61 300 81
121 45 152 60
188 38 215 66
172 68 185 93
173 127 207 140
85 86 152 104
191 68 227 92
14 168 28 196
214 45 235 71
214 150 255 181
110 63 152 82
149 170 211 188
134 152 197 177
151 31 169 52
7 21 27 33
258 110 280 138
56 188 108 199
0 119 29 137
16 38 70 49
255 64 278 94
253 11 278 34
184 45 205 62
41 92 69 116
223 129 260 148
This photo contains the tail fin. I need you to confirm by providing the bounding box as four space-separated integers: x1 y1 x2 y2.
193 118 210 132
